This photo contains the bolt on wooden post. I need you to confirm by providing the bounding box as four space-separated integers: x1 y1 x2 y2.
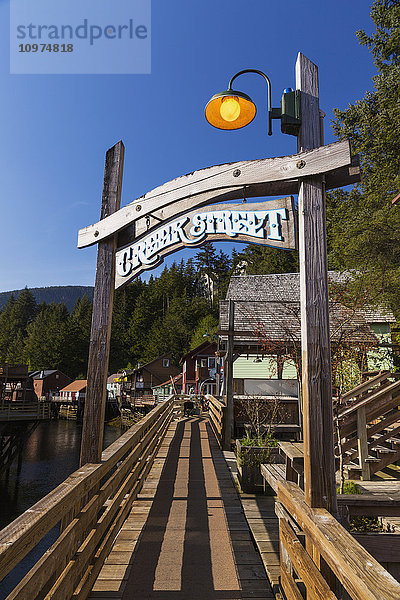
296 53 337 516
80 141 125 466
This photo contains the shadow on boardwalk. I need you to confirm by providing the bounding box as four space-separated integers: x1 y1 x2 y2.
90 417 273 599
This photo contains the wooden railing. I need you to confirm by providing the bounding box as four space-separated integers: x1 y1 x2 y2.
276 479 400 600
0 397 175 600
208 395 226 447
335 372 400 479
0 365 29 378
0 401 52 422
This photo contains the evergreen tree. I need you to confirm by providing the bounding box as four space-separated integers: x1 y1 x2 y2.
195 243 232 306
59 296 93 378
25 302 69 370
231 245 298 276
0 289 36 363
190 314 219 350
327 0 400 314
110 280 145 373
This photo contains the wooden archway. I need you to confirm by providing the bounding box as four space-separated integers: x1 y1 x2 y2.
78 54 360 522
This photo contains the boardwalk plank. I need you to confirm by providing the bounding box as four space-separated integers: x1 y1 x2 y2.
88 417 274 600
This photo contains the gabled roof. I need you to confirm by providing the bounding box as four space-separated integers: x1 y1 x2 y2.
107 374 120 384
60 380 87 392
180 341 217 363
30 370 59 379
125 353 174 376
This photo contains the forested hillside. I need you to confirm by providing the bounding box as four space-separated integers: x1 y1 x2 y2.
0 247 233 379
0 286 94 313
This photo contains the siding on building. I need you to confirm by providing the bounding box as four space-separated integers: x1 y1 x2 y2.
367 323 393 371
233 355 297 380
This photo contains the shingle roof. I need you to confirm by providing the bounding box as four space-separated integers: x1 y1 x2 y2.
220 273 394 346
60 380 87 392
226 273 395 323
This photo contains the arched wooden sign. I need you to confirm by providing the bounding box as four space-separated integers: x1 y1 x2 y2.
78 126 360 468
77 138 358 290
77 139 356 250
115 197 296 288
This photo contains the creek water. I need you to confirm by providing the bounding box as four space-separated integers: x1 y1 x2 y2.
0 419 123 598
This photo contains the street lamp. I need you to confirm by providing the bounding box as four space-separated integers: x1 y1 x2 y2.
205 68 301 136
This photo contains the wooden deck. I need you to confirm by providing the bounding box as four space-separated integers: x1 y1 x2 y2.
89 417 274 599
224 453 282 598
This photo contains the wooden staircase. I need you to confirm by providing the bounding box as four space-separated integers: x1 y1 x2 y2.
335 372 400 480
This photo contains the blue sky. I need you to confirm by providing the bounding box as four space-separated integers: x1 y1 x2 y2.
0 0 376 292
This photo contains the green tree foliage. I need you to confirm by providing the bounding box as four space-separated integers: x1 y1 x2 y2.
195 242 232 306
0 289 37 362
25 302 69 370
126 261 211 367
190 314 219 350
327 0 400 315
59 296 93 378
231 245 298 276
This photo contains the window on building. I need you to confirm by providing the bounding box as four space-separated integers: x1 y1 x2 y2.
200 358 207 368
163 359 170 368
208 357 216 369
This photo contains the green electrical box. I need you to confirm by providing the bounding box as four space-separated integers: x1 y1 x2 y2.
280 90 301 136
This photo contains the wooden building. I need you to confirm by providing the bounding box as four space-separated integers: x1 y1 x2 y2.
55 380 87 420
152 373 183 402
122 353 180 401
181 341 218 395
0 364 35 403
220 272 395 394
107 374 121 401
30 370 71 401
59 380 87 403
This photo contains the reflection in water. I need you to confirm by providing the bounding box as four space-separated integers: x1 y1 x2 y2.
0 420 123 597
0 420 122 529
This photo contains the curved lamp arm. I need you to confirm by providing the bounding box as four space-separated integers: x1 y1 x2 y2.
228 69 273 135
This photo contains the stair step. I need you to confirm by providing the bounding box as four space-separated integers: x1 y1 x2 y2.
374 447 397 454
365 457 381 462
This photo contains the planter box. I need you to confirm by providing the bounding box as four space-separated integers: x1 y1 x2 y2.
236 439 284 493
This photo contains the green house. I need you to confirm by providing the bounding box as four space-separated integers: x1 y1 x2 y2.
219 273 395 396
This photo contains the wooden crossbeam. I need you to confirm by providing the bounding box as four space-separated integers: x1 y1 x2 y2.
78 140 355 249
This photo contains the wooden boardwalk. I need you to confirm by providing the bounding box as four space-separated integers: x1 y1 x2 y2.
89 417 273 599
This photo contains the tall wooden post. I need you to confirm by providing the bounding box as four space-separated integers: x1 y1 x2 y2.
296 53 337 515
80 141 125 466
223 299 234 451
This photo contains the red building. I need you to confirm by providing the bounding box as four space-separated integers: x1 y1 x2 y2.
30 370 72 400
181 341 217 395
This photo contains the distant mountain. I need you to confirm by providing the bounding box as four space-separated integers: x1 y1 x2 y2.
0 286 94 312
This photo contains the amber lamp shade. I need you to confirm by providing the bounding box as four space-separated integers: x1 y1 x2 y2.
205 90 256 130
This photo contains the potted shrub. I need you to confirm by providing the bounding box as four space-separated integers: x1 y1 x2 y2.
235 397 285 493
